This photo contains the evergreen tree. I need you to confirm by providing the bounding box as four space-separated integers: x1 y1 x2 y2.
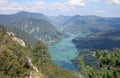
80 49 120 78
32 41 51 66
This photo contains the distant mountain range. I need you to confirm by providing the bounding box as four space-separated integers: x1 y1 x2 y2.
0 11 67 44
51 15 120 34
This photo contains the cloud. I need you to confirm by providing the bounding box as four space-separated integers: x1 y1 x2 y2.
108 0 120 5
51 2 70 11
0 0 86 14
0 0 119 16
0 0 7 4
67 0 86 7
24 1 48 12
0 0 48 14
50 0 86 12
0 0 23 14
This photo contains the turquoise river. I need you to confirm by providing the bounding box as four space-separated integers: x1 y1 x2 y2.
48 33 86 71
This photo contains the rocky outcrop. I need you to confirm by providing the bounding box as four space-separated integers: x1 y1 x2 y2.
7 32 15 36
12 37 26 47
27 57 39 72
25 57 43 78
7 31 26 47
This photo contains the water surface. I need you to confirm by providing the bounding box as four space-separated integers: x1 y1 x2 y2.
48 33 86 71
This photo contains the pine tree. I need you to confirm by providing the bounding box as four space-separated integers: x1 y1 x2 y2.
80 49 120 78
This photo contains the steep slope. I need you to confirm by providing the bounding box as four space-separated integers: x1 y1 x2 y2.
0 25 45 78
16 18 67 44
7 26 39 45
0 25 80 78
0 11 67 44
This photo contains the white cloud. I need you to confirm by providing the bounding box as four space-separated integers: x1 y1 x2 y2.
0 0 87 14
67 0 86 7
0 0 7 4
51 2 69 11
0 0 23 14
108 0 120 5
50 0 86 12
24 1 48 12
0 1 48 14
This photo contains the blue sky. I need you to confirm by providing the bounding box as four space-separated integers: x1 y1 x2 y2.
0 0 120 17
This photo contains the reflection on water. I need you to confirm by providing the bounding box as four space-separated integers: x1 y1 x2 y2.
48 33 86 71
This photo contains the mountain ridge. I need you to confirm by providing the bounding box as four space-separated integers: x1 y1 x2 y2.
0 11 67 44
50 15 120 34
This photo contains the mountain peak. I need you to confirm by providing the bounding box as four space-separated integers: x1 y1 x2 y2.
17 11 30 14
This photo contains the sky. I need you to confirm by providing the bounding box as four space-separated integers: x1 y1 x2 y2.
0 0 120 17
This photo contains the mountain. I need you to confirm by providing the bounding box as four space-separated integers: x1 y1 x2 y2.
51 15 120 34
72 29 120 69
0 25 80 78
51 15 72 31
0 11 67 44
0 11 50 22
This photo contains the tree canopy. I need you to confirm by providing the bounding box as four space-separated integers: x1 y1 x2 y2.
80 49 120 78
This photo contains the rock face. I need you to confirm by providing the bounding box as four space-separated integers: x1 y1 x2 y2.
7 31 26 47
7 32 15 36
12 37 26 47
25 57 45 78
